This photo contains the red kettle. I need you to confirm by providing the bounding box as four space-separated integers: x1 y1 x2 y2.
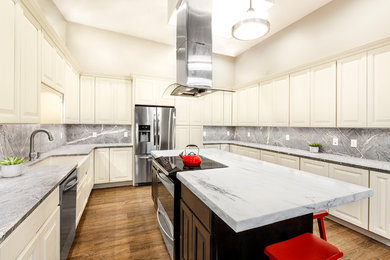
180 144 202 167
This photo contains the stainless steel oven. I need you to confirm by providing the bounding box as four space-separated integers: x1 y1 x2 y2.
152 161 174 259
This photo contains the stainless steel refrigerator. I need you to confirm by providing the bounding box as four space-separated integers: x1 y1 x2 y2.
134 105 176 186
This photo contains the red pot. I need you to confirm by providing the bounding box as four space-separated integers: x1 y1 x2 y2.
179 144 202 167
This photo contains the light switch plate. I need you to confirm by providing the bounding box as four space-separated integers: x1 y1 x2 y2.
351 139 357 148
247 132 250 137
92 132 97 137
124 131 128 137
286 134 290 141
333 137 338 146
227 131 230 136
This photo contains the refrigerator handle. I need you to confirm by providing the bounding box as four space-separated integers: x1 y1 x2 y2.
153 114 157 146
157 114 160 150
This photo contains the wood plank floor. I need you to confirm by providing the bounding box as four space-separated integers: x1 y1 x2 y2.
68 186 390 260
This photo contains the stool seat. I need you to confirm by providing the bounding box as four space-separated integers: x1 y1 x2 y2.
265 233 343 260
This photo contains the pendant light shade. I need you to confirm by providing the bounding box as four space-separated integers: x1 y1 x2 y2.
232 0 271 41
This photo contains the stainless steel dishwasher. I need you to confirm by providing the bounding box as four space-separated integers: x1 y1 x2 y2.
59 169 78 260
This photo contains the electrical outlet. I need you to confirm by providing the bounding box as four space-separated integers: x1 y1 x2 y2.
351 139 357 148
203 131 206 137
124 131 128 137
92 132 97 137
247 132 250 137
286 134 290 141
333 137 338 146
227 131 230 136
60 133 63 139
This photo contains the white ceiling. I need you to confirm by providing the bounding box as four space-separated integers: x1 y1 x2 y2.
53 0 333 57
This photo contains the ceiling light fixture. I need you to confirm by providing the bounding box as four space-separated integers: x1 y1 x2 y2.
232 0 272 41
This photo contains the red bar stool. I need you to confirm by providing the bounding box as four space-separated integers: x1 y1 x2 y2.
313 210 328 240
264 233 343 260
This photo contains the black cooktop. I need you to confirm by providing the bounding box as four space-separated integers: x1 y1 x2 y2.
155 155 227 176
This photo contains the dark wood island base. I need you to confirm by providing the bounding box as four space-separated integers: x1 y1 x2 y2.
179 184 313 260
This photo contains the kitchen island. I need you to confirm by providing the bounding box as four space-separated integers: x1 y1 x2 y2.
152 148 372 259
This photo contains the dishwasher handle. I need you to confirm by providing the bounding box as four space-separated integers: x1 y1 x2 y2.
64 178 78 192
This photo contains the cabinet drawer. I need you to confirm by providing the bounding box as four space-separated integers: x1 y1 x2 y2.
279 154 300 169
204 144 220 149
300 158 329 177
181 184 211 231
0 187 59 259
261 150 278 164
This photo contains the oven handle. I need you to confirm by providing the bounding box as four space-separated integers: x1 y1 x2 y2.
157 171 174 197
157 208 174 241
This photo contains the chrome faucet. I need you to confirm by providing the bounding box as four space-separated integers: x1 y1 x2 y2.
29 129 54 161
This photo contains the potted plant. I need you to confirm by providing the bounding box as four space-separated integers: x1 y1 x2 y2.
0 157 26 178
309 143 322 153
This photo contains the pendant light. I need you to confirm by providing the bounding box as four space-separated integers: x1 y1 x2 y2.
232 0 271 41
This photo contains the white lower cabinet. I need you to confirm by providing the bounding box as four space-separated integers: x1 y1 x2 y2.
220 144 230 152
76 152 94 226
278 154 300 169
94 147 133 184
328 164 369 229
245 147 261 160
369 171 390 239
300 158 329 177
0 188 60 260
261 150 278 164
204 144 220 149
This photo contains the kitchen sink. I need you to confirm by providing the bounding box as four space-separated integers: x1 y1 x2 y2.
31 155 87 167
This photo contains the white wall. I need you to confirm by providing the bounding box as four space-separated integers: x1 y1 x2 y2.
66 23 235 88
234 0 390 87
37 0 67 42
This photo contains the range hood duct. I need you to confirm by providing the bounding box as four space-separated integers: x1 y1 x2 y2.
165 0 234 98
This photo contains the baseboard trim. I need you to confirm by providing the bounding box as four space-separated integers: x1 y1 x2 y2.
93 181 133 189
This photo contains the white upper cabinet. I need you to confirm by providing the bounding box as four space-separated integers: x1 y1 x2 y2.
64 64 79 123
202 95 212 125
211 92 224 125
95 78 115 124
41 36 55 87
189 98 203 126
223 92 232 126
272 76 289 126
310 62 336 127
368 45 390 127
290 70 310 127
54 51 65 93
232 92 238 126
258 82 273 126
337 53 367 128
114 79 132 124
238 85 259 126
189 125 203 148
16 4 40 123
134 77 174 106
79 76 95 124
176 125 190 149
0 0 18 123
175 97 190 125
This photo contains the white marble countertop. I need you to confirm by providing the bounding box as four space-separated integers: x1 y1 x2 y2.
204 140 390 173
0 143 132 243
152 149 372 233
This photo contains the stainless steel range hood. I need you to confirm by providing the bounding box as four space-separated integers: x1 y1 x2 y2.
164 0 234 98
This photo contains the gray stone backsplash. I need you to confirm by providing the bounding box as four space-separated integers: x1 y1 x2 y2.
232 127 390 162
203 126 235 141
0 124 132 160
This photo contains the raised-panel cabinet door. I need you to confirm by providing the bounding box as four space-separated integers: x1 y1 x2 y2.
245 147 261 160
229 144 240 154
246 86 259 126
114 79 132 124
220 144 230 152
134 78 156 105
40 207 60 260
202 95 212 126
272 76 289 126
231 93 238 126
211 92 224 125
190 126 203 148
64 64 79 123
310 62 336 127
192 216 211 260
109 148 132 182
17 6 40 123
176 125 190 149
95 78 114 124
300 158 328 177
180 201 193 260
261 150 278 164
223 92 232 126
94 148 110 184
236 89 247 126
156 79 175 106
369 171 390 239
41 37 55 87
16 233 41 260
278 154 300 169
368 45 390 127
79 76 95 123
189 98 203 126
204 144 220 149
328 164 369 229
0 0 18 123
259 82 273 126
290 70 310 127
54 51 65 93
337 53 367 127
176 98 190 125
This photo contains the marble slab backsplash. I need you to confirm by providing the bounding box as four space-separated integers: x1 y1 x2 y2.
203 126 235 141
233 127 390 162
65 124 132 145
